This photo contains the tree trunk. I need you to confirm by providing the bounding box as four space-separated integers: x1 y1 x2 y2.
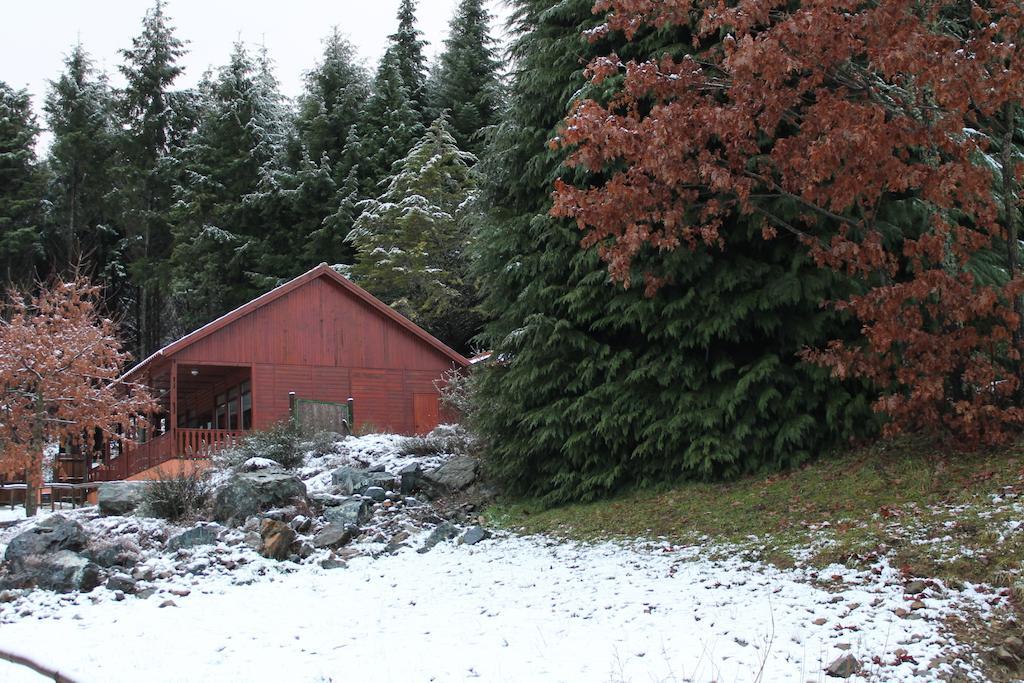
25 391 45 517
1002 102 1022 396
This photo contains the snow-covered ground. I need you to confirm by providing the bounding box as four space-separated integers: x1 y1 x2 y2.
0 432 992 682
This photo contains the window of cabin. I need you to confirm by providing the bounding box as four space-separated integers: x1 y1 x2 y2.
227 386 240 430
240 381 252 430
215 392 227 430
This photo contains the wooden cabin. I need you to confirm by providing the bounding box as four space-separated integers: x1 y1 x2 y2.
86 263 470 482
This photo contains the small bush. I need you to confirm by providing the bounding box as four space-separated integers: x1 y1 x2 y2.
141 469 211 522
215 422 303 470
304 430 343 458
399 424 478 458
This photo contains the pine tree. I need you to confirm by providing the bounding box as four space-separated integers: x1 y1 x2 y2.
429 0 502 156
169 42 288 331
295 28 369 183
348 115 480 350
0 82 47 285
471 0 875 503
388 0 429 120
358 48 424 194
44 43 121 285
116 0 188 358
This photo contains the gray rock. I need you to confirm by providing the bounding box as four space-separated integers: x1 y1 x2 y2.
323 498 370 527
461 526 491 546
330 466 396 495
420 457 478 497
417 522 459 554
312 524 358 549
86 540 140 569
309 492 347 507
166 525 221 552
368 464 386 473
105 573 138 594
825 654 861 678
4 515 88 567
363 486 387 502
289 515 311 533
904 579 928 594
399 463 421 495
97 481 150 516
320 558 348 570
212 469 308 525
8 550 102 593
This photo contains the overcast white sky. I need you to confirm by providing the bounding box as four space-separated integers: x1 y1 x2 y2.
1 0 510 139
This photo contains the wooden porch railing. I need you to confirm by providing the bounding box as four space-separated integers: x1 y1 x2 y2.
90 427 246 482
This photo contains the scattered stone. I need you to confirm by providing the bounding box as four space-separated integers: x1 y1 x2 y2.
904 579 928 594
259 519 297 561
420 457 478 497
86 540 140 569
812 617 828 626
212 469 308 525
242 532 261 551
363 486 387 502
113 590 125 602
320 558 348 570
158 599 177 608
4 515 88 567
166 525 221 552
1005 636 1024 657
910 600 926 611
461 526 490 546
136 588 157 600
835 643 851 651
312 524 358 549
418 522 459 554
105 573 138 594
399 463 422 495
0 589 20 603
825 654 861 678
168 588 191 597
330 466 395 496
368 464 386 473
994 646 1019 665
323 498 370 527
288 515 311 533
297 542 314 559
97 481 150 516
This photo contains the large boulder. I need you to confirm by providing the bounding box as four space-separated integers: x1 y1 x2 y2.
4 515 88 567
7 551 102 593
420 457 479 498
212 469 308 525
323 498 370 527
166 525 222 552
259 519 296 561
85 539 140 569
97 481 150 516
330 466 396 495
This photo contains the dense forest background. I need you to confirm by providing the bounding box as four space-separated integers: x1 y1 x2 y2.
2 0 1022 503
0 0 499 357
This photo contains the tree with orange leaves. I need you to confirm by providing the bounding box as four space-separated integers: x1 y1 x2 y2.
0 277 156 515
553 0 1024 444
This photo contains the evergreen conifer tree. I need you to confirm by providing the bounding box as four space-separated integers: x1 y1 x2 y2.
429 0 502 156
387 0 429 120
116 0 188 357
472 0 875 503
169 42 287 332
0 82 46 285
358 49 424 194
348 114 480 350
44 44 121 284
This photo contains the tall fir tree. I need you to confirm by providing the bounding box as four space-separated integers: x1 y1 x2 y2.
358 48 424 195
429 0 503 156
170 42 288 332
348 114 481 350
295 29 369 182
116 0 188 358
0 82 46 285
472 0 875 503
44 43 122 288
388 0 429 120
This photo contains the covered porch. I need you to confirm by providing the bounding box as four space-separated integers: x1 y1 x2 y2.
88 361 254 482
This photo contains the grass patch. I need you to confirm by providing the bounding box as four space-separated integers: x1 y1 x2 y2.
487 435 1024 586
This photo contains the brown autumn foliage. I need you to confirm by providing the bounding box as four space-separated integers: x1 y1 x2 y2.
0 277 156 515
552 0 1024 444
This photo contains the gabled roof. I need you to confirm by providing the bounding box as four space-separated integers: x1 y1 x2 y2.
124 263 470 379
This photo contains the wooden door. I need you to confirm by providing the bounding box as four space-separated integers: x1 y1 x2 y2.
413 394 440 435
